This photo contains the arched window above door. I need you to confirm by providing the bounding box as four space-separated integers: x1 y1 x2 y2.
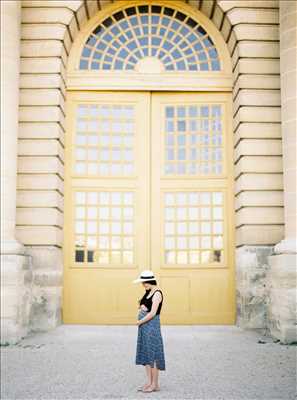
67 1 232 90
79 4 220 72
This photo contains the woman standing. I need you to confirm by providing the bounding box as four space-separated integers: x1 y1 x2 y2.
133 270 166 393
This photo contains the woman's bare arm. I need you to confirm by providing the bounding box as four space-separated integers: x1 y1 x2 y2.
138 292 162 325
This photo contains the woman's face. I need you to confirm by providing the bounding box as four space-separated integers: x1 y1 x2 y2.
142 282 153 290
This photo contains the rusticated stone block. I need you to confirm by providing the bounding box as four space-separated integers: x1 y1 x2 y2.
236 246 274 329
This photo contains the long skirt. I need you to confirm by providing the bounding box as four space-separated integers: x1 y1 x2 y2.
135 308 166 371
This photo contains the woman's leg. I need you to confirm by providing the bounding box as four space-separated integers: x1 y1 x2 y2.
142 361 160 392
151 361 160 389
138 365 152 391
144 365 153 386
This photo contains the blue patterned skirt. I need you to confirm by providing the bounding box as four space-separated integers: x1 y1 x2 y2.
135 308 166 371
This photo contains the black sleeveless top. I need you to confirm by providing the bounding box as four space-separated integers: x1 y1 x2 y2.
139 289 163 315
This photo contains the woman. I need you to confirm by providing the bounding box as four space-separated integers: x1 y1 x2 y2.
132 270 166 393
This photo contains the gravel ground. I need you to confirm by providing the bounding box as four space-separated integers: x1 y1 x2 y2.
1 324 296 400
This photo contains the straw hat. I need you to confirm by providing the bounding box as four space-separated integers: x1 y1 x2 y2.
132 270 156 283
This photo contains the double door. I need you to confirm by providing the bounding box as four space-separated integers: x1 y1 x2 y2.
63 91 235 324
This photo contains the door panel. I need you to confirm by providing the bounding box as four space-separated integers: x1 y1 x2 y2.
63 92 150 324
151 93 235 324
63 91 235 324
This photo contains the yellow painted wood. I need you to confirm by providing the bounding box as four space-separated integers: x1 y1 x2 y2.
63 91 236 324
63 92 151 324
151 92 236 324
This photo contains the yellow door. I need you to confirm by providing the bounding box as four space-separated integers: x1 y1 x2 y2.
63 92 151 324
63 91 235 324
151 92 235 324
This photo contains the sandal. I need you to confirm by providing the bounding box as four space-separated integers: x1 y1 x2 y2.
137 384 151 391
142 387 154 393
142 386 160 392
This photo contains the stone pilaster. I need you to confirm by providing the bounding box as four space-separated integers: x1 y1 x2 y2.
0 0 33 345
267 0 297 344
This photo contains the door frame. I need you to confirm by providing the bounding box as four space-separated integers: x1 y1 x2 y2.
63 90 235 324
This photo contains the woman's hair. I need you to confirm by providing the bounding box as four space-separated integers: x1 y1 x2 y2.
137 280 158 304
143 279 157 285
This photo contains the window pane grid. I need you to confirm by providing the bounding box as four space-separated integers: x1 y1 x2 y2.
79 5 220 71
74 104 135 176
74 191 135 265
163 191 224 265
164 104 223 175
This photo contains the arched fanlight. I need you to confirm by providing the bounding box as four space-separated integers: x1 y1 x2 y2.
79 4 221 72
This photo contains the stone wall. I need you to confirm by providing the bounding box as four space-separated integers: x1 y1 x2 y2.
266 0 297 344
267 255 297 343
236 246 273 329
1 254 33 345
10 0 287 339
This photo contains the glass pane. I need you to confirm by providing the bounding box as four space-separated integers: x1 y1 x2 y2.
213 222 223 234
189 222 199 234
177 207 187 220
87 221 97 234
165 237 175 249
76 207 85 219
99 222 109 234
87 237 97 249
177 251 187 264
201 192 211 205
99 237 109 249
98 251 109 264
177 237 187 249
213 250 222 262
201 207 211 220
123 192 133 205
76 221 84 234
165 250 175 264
201 222 211 234
111 192 121 205
201 251 211 264
111 236 121 249
111 207 121 219
111 223 121 234
99 192 109 204
188 207 199 219
189 237 199 249
75 250 84 262
123 207 133 219
213 207 223 219
165 207 175 220
165 223 175 234
123 222 133 234
177 193 187 205
123 237 133 249
165 193 175 206
213 192 223 205
201 236 211 249
189 251 199 264
177 223 187 234
213 236 223 249
123 251 133 264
